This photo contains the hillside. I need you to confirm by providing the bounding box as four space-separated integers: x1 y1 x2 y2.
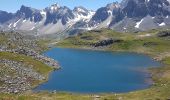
0 29 170 99
0 31 59 94
54 29 170 99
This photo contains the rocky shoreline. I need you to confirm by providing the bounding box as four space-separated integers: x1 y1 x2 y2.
0 46 59 69
0 32 60 93
0 59 45 93
0 47 60 93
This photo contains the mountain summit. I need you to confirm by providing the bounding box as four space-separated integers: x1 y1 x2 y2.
88 0 170 32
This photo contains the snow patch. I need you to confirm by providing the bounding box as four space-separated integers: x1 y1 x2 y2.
40 10 46 16
13 19 20 27
107 10 112 15
107 21 111 26
167 0 170 3
30 26 35 30
135 19 144 28
23 20 26 23
8 23 12 28
159 22 166 26
145 0 150 2
50 3 60 11
77 8 86 13
68 10 95 24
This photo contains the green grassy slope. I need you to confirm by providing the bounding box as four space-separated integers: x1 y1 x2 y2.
0 29 170 99
54 29 170 99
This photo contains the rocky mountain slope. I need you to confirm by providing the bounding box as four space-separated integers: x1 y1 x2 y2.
89 0 170 32
0 3 95 36
1 0 170 36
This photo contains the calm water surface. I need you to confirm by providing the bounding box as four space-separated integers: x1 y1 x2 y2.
35 48 161 93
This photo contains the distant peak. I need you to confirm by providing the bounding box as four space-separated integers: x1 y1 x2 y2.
50 3 60 10
51 3 60 7
20 5 31 11
20 5 29 9
74 6 86 10
106 2 120 10
19 5 38 12
73 6 88 12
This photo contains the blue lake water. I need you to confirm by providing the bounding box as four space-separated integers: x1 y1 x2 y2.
35 48 161 93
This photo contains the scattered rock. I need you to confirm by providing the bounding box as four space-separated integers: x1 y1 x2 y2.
0 32 60 93
0 59 45 93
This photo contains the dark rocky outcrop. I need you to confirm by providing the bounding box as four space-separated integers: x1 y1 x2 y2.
157 30 170 37
91 38 123 47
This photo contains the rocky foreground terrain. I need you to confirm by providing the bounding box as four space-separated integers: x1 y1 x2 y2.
0 31 59 93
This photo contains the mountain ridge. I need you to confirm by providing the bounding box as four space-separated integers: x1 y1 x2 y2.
1 0 170 37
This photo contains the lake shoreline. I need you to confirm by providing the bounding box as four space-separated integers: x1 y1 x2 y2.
34 46 162 94
55 46 165 83
56 45 163 64
1 30 170 99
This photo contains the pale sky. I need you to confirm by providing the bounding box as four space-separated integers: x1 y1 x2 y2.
0 0 121 13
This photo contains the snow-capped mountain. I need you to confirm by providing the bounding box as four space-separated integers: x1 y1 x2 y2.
85 0 170 32
87 2 121 29
0 3 95 36
1 0 170 36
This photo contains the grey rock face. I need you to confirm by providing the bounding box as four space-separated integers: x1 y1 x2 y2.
88 0 170 32
44 5 75 25
88 2 120 27
73 6 89 16
16 5 43 22
0 4 95 36
0 11 13 24
1 0 170 36
122 0 148 18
